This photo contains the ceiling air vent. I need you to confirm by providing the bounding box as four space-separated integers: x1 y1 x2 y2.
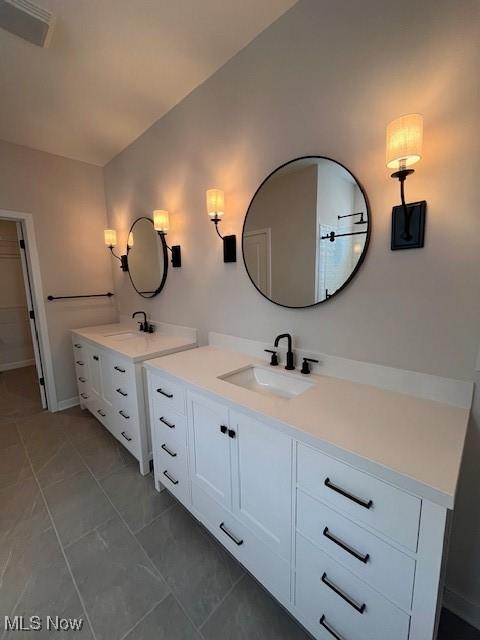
0 0 55 47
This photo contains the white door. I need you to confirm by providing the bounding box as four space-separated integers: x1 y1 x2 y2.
16 223 47 408
188 391 232 509
243 229 271 296
85 345 102 402
230 410 293 560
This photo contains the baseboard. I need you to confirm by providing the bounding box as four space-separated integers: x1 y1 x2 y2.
444 586 480 630
56 396 80 412
0 358 35 372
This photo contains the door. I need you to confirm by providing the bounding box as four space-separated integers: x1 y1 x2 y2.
187 391 232 509
243 229 271 297
85 345 102 402
230 410 293 560
16 223 47 408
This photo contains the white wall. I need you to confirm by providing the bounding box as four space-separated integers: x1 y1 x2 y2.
0 139 116 404
103 0 480 623
0 220 34 369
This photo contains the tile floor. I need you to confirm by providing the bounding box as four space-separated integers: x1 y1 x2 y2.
1 366 479 639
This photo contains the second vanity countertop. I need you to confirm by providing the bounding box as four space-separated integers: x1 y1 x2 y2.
144 345 471 509
72 323 197 362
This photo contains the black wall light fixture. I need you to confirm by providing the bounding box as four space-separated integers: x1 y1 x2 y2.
153 210 182 267
386 114 427 250
104 229 129 271
206 188 236 262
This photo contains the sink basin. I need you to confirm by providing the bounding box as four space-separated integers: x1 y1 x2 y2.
103 331 140 341
219 366 313 399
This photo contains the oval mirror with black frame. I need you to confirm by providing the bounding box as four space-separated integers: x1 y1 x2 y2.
127 217 168 298
242 156 370 308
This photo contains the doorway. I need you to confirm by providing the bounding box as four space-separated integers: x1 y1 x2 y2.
0 209 56 412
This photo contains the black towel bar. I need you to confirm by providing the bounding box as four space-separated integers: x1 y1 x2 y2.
47 292 114 301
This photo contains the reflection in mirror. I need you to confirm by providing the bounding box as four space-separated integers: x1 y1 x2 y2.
243 157 369 308
127 217 168 298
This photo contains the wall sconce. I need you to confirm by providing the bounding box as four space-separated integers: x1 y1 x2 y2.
153 210 181 267
386 113 427 250
104 229 128 271
206 188 236 262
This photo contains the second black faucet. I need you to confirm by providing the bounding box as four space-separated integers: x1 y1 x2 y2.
273 333 295 370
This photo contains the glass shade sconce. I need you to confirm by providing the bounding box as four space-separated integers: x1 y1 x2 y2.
386 113 427 250
153 210 181 267
104 229 128 271
206 188 236 262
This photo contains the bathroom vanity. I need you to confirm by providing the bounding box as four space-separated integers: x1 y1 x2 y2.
144 339 472 640
71 322 196 474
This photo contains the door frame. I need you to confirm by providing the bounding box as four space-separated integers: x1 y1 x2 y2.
0 208 57 411
243 228 272 297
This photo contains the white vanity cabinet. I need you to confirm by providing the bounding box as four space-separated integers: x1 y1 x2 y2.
145 350 460 640
71 324 197 475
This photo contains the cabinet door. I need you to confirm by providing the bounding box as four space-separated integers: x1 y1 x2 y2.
85 345 102 401
187 391 232 510
230 410 293 561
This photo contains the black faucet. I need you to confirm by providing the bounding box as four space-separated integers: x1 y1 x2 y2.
274 333 295 370
132 311 154 333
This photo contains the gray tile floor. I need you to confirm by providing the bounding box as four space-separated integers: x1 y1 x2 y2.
1 367 479 639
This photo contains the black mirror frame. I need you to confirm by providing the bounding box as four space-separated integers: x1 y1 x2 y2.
127 216 169 299
241 155 371 309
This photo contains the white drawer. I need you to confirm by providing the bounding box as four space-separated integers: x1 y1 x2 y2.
158 452 189 506
296 490 415 611
297 444 421 551
111 358 135 385
191 484 290 605
112 391 139 423
89 398 114 434
150 373 186 416
295 533 410 640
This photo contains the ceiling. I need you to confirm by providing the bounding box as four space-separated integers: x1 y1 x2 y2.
0 0 297 165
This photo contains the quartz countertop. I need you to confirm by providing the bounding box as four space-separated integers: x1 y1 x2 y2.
144 346 471 508
72 323 197 362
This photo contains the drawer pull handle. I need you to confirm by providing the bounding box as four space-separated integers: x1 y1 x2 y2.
121 431 132 442
161 443 177 457
74 343 82 348
163 470 178 485
324 477 373 510
228 429 236 439
219 522 244 546
321 572 366 614
323 527 370 564
78 376 86 383
80 393 88 399
114 365 126 373
319 615 345 640
93 355 99 361
76 360 84 366
119 410 130 419
157 388 173 398
220 425 227 434
160 417 175 429
97 409 106 417
116 388 128 397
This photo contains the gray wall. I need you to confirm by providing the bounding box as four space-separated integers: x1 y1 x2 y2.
103 0 480 624
0 139 116 404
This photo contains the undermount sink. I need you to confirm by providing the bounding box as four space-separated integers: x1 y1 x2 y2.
219 365 313 399
103 331 140 341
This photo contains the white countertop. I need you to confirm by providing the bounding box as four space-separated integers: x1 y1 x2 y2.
72 323 197 362
145 346 471 508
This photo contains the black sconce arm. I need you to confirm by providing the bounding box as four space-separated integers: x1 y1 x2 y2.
108 246 129 271
156 231 182 268
210 216 236 263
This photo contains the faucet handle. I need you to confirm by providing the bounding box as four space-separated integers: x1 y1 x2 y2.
264 349 278 366
301 357 319 375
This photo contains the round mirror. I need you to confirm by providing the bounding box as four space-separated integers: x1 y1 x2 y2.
127 217 168 298
242 156 370 308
